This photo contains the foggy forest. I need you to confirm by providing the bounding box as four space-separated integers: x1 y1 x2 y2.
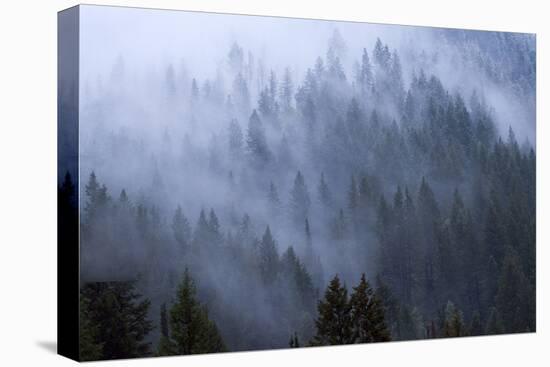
58 7 536 361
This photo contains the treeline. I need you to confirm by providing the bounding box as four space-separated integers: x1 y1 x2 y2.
69 30 536 358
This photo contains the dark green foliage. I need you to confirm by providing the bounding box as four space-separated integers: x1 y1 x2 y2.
350 274 391 342
313 274 391 345
442 301 465 337
313 275 353 345
77 32 535 356
157 303 176 356
80 281 153 360
169 269 226 355
495 255 534 333
79 296 103 361
281 246 316 311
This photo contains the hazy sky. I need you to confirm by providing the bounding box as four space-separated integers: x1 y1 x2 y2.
80 5 420 80
78 4 535 143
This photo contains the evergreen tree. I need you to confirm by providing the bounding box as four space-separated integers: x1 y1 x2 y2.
442 301 465 337
289 171 311 225
79 295 103 361
84 171 109 224
157 303 176 356
495 255 533 333
331 209 347 241
232 72 250 114
172 205 191 249
375 275 399 338
281 246 315 311
268 181 281 213
357 48 374 96
280 67 294 113
259 226 280 284
193 209 209 242
349 274 391 343
80 281 153 359
170 269 226 355
246 109 271 164
227 42 244 75
312 275 353 345
207 208 223 245
317 172 332 208
373 38 391 71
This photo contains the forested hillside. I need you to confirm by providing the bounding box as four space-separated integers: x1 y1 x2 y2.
60 17 535 360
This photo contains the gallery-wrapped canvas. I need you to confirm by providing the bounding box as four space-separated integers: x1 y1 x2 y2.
58 4 536 361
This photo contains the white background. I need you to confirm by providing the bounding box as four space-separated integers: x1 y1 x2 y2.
0 0 548 365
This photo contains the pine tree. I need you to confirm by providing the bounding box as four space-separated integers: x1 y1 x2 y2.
357 48 374 96
331 208 347 241
172 205 191 249
246 109 271 164
312 275 353 345
268 181 281 215
232 72 250 114
289 171 311 225
349 274 391 343
227 42 244 74
170 269 226 355
495 255 533 333
79 295 103 361
80 281 153 359
375 275 399 338
280 67 294 113
193 209 210 249
281 246 315 311
259 226 279 284
236 213 253 248
157 303 176 356
373 38 391 71
442 301 465 337
84 171 108 224
389 50 405 107
317 172 332 208
207 208 223 246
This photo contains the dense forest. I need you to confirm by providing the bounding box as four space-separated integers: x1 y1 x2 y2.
59 20 535 360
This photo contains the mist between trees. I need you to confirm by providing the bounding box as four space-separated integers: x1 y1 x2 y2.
59 17 536 359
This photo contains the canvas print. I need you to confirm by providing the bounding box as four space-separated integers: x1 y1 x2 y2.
58 5 536 361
